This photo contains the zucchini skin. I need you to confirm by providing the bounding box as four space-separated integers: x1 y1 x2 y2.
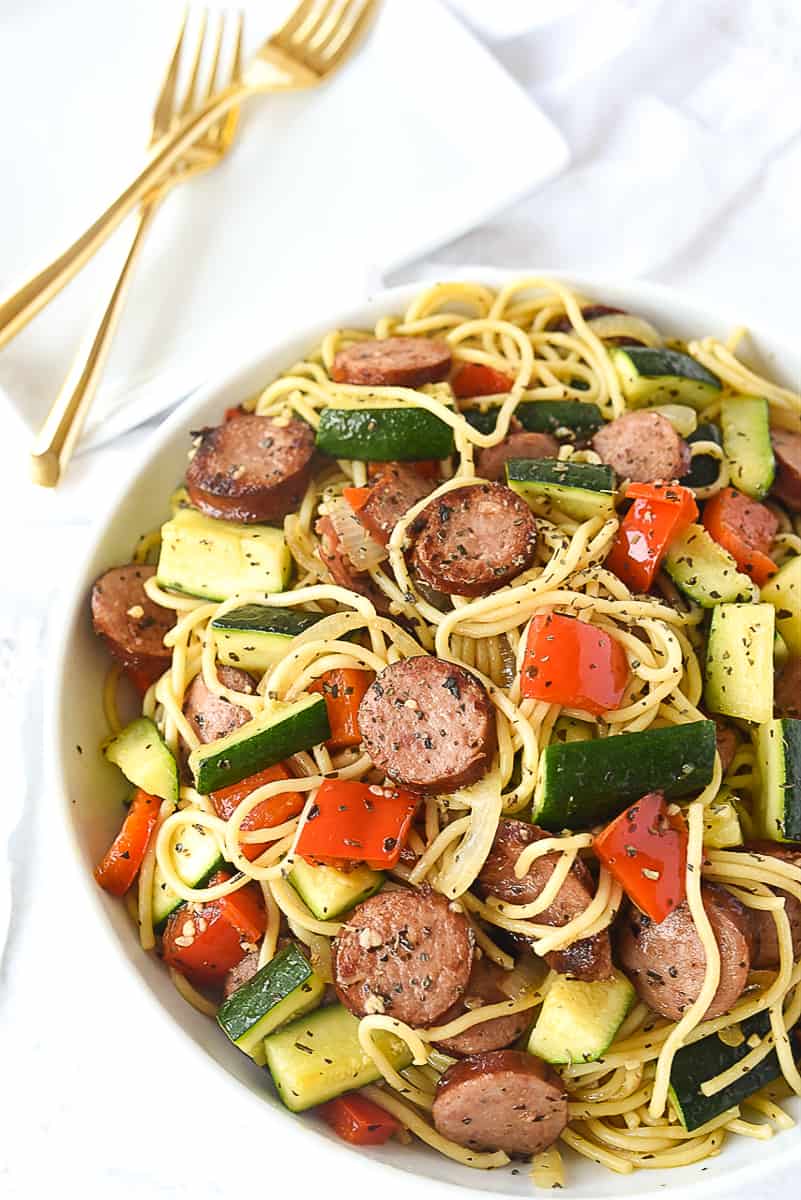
211 604 324 638
316 407 454 461
611 347 721 409
464 401 603 436
217 943 323 1058
682 422 722 488
756 718 801 842
506 458 616 522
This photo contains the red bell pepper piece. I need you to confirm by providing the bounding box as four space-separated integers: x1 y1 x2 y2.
296 779 419 870
211 764 306 861
124 661 164 697
702 487 778 586
94 788 161 896
606 482 698 593
318 1093 400 1145
520 612 629 716
308 668 374 752
343 486 372 513
224 405 243 421
162 870 266 987
594 791 687 923
452 363 514 398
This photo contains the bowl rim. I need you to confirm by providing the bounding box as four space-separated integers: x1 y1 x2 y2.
49 268 801 1199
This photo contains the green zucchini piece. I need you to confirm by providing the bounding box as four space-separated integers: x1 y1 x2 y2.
704 603 775 724
761 555 801 656
189 693 330 793
609 346 721 410
721 395 775 500
316 407 454 462
152 819 223 928
211 604 327 674
289 858 384 920
157 508 292 602
463 401 603 437
264 1003 413 1112
533 720 717 830
702 794 744 848
529 970 635 1065
663 523 753 607
506 458 616 522
755 718 801 842
104 717 178 804
682 422 723 489
217 944 325 1066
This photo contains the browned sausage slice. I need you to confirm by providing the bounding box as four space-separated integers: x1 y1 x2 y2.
476 432 559 483
775 656 801 719
332 888 474 1025
358 657 496 794
616 883 753 1021
478 820 614 982
315 515 391 612
182 665 256 744
408 482 538 598
740 842 801 969
91 564 175 675
186 414 316 523
592 411 691 483
331 337 452 388
771 427 801 512
713 717 739 774
356 465 433 545
433 957 532 1056
432 1050 568 1156
548 304 627 333
222 948 260 999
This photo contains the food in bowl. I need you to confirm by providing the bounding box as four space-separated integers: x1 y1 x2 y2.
87 276 801 1187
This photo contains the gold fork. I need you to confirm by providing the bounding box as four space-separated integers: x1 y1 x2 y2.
29 10 244 488
0 0 379 356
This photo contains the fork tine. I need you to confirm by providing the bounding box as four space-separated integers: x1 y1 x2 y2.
228 10 244 85
303 0 347 49
202 11 225 100
272 0 326 49
151 6 189 135
309 0 379 73
213 10 244 147
178 8 208 118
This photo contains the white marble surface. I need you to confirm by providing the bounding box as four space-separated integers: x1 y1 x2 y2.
2 1 801 1197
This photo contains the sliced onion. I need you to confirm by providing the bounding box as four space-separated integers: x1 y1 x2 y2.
326 497 387 571
585 314 663 347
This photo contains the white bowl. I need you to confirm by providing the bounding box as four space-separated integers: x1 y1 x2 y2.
52 271 800 1198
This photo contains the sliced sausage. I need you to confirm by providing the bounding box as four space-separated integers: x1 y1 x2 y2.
616 883 752 1021
771 427 801 513
186 414 316 523
432 1050 568 1156
548 304 627 334
332 887 474 1026
222 948 260 999
478 820 613 982
356 465 433 545
331 337 452 388
706 487 778 558
433 957 532 1056
713 717 739 774
315 515 390 612
739 842 801 969
91 564 175 676
592 411 691 483
358 657 496 794
476 432 559 483
182 665 256 744
408 482 538 598
775 657 801 719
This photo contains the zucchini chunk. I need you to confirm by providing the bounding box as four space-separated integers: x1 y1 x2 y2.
152 819 223 928
506 458 616 522
529 970 635 1065
761 554 801 656
755 718 801 842
663 523 753 607
682 422 723 489
211 604 327 674
217 943 325 1066
464 400 603 437
157 508 292 602
702 794 744 849
104 717 178 805
720 394 775 500
289 858 384 920
263 1003 412 1112
609 346 721 410
316 406 454 462
189 693 330 793
533 721 716 829
704 603 775 724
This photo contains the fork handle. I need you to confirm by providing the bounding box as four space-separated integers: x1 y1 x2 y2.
0 83 245 353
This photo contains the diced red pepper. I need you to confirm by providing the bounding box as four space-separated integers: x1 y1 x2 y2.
452 363 514 398
606 482 698 593
211 764 305 861
520 612 629 716
224 405 243 422
124 661 164 697
308 668 374 752
594 791 687 923
296 779 419 870
162 870 266 987
318 1093 401 1145
702 487 778 586
343 486 372 513
94 788 160 896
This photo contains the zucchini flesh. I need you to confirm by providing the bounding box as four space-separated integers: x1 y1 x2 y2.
704 603 775 724
533 720 717 830
211 603 326 674
682 422 723 489
761 554 801 656
506 458 616 521
529 970 635 1064
755 718 801 842
157 508 292 602
189 693 330 793
264 1003 413 1112
702 794 744 849
289 858 384 920
217 943 325 1066
315 407 454 462
152 819 223 927
463 400 603 437
721 394 775 500
609 346 721 409
104 717 178 805
663 523 753 607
